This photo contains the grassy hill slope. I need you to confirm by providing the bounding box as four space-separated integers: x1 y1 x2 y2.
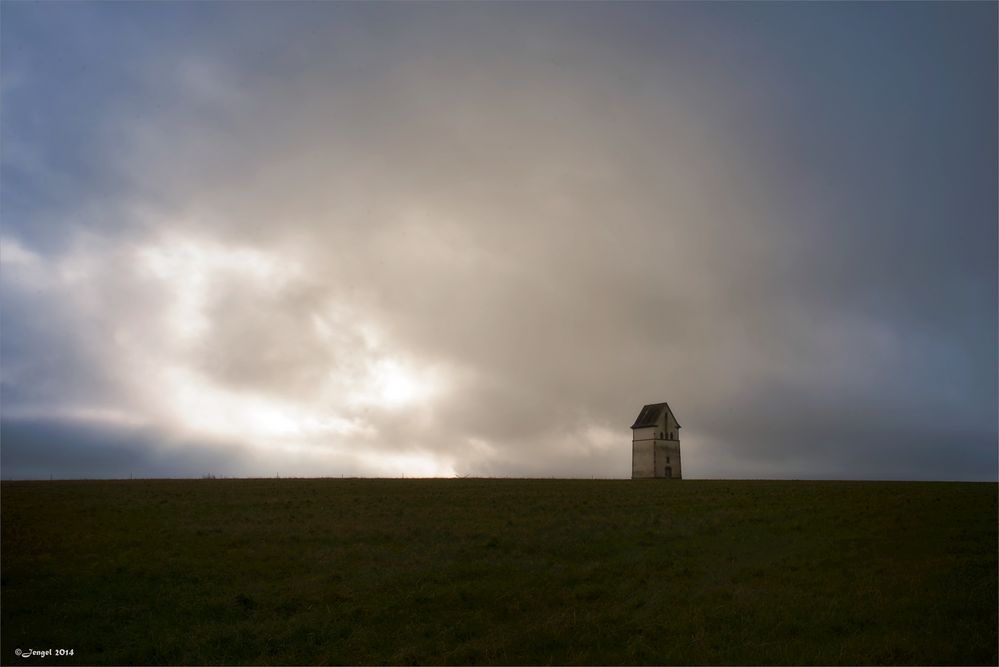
2 479 996 665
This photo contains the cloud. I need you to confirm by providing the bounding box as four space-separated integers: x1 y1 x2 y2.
1 3 996 479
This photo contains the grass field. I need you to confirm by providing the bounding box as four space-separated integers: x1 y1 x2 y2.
1 479 996 665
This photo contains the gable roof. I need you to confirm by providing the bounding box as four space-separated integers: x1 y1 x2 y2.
630 402 681 429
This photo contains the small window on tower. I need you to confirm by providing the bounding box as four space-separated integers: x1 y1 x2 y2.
667 456 670 463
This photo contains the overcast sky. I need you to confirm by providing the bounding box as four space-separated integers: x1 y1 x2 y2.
1 2 996 480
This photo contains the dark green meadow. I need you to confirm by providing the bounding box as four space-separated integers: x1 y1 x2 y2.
1 479 996 666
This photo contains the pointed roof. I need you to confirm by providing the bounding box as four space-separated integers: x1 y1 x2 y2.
630 402 681 429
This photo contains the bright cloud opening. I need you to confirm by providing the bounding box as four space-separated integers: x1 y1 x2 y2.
370 359 426 407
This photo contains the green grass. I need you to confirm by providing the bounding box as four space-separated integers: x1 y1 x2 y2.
1 479 996 665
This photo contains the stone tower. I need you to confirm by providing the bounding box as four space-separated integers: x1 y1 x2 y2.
631 402 682 479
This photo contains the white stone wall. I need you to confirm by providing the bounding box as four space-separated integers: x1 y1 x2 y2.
632 440 655 478
665 411 679 440
632 427 658 442
654 440 682 479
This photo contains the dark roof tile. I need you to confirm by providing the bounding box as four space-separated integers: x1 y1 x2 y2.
630 402 680 429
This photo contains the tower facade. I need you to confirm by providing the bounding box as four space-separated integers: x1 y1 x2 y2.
631 402 682 479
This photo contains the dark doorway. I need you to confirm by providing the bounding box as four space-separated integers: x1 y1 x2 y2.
665 466 672 479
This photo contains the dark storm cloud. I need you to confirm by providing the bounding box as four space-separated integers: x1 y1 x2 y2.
0 419 230 480
1 3 995 479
